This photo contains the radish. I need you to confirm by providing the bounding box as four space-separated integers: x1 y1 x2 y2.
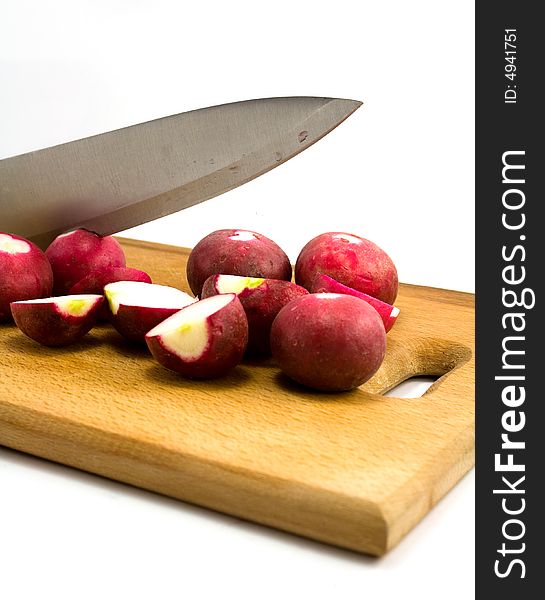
45 229 126 294
310 273 399 332
270 293 386 392
104 281 196 342
186 229 292 296
295 232 398 304
69 267 152 295
0 232 54 322
10 294 103 346
201 274 308 355
146 294 248 379
69 266 152 321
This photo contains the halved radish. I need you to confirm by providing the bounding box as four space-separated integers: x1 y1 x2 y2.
201 274 308 355
69 266 152 295
0 232 54 322
104 281 196 342
69 266 153 320
146 293 248 378
10 294 103 346
309 273 400 332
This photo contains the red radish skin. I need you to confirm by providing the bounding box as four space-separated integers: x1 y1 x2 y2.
104 281 196 342
146 294 248 379
69 267 152 294
69 267 152 320
295 232 398 304
310 273 400 333
110 305 184 342
201 274 308 355
186 229 292 296
0 232 54 322
10 294 103 346
270 293 387 392
45 229 126 294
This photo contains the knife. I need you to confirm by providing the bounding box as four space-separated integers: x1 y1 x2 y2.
0 97 361 249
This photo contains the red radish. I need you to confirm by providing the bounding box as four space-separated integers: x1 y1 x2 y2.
69 266 152 320
10 294 103 346
45 229 126 294
270 293 386 392
0 232 54 322
146 294 248 379
69 266 152 294
295 232 398 304
310 273 399 332
186 229 292 296
104 281 196 342
201 274 308 355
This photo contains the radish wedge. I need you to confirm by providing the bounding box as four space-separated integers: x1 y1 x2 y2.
146 293 248 379
10 294 103 346
104 281 196 342
310 273 399 332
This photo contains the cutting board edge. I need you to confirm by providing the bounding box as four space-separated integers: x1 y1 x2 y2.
0 399 391 555
0 393 475 556
382 422 475 552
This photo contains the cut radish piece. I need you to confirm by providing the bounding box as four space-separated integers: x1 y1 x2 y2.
0 232 54 322
104 281 196 342
201 274 266 296
201 274 308 355
70 267 152 295
146 293 248 379
310 273 400 332
69 266 153 321
10 294 103 346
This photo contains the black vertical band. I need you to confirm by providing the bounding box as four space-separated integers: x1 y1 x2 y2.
476 2 543 597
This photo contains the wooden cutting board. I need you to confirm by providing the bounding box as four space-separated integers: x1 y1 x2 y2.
0 238 474 556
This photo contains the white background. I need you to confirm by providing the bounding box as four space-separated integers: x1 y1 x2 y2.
0 1 475 598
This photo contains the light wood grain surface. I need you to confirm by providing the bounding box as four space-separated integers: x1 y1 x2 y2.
0 238 474 555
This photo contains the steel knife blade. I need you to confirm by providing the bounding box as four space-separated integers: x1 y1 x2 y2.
0 97 361 249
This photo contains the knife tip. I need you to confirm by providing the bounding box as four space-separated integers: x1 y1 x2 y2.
328 97 364 113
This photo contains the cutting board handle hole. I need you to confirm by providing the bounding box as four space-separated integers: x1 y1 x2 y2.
383 376 438 398
368 338 472 398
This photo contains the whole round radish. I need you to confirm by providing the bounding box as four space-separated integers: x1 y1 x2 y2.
146 294 248 379
295 232 398 304
45 229 126 294
11 294 103 346
201 274 308 355
186 229 292 296
0 232 54 322
270 293 386 392
104 281 196 342
310 273 399 333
